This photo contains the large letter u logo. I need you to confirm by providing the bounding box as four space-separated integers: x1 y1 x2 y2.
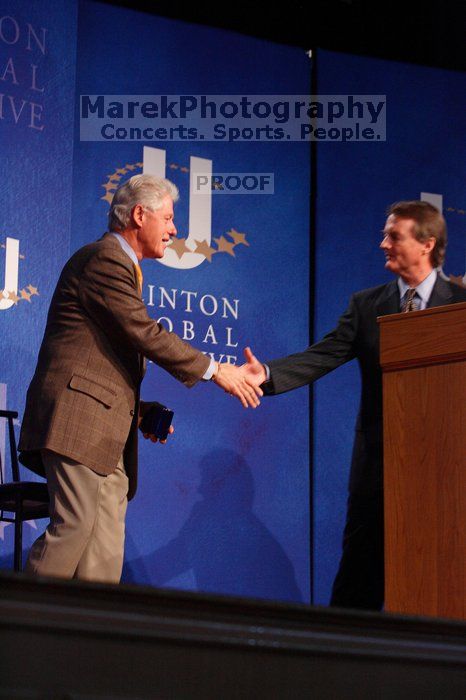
143 146 212 270
0 237 19 311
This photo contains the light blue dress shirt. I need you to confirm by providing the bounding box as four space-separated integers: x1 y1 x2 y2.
397 268 437 310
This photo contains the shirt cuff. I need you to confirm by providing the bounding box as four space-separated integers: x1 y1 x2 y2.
203 358 217 380
264 363 270 381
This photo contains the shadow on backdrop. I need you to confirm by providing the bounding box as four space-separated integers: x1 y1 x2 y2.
123 449 302 602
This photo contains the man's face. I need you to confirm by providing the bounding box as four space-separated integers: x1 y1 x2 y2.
380 215 433 279
138 194 177 259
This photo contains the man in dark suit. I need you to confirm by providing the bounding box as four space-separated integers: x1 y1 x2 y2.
19 174 261 583
242 201 466 610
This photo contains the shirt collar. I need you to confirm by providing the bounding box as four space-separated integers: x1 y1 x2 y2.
110 232 139 267
397 268 437 306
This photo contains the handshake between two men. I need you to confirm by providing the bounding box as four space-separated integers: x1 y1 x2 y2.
210 347 267 409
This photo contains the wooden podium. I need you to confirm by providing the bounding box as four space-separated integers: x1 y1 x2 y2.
379 301 466 620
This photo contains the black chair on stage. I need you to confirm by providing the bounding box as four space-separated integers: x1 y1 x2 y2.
0 409 49 572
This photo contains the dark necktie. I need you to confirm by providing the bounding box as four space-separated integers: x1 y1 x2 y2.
401 288 420 312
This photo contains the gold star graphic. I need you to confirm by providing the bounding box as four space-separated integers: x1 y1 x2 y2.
458 209 465 215
27 285 39 296
20 288 32 302
116 168 127 175
228 228 249 247
102 182 118 192
136 162 143 167
180 166 189 173
107 173 121 181
19 254 25 259
194 239 216 262
169 163 179 170
125 164 137 171
169 237 192 259
7 291 20 304
0 243 4 249
101 192 114 204
214 236 236 257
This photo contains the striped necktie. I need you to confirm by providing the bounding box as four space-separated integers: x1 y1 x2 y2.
134 264 143 294
401 288 420 312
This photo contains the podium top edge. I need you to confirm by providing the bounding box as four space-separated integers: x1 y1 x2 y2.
377 300 466 324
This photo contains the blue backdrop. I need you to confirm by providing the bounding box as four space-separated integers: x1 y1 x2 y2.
72 1 311 601
1 0 311 603
0 0 78 556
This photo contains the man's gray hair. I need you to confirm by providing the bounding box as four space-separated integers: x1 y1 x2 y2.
109 174 179 231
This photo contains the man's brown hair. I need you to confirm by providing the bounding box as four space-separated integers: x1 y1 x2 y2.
387 201 447 267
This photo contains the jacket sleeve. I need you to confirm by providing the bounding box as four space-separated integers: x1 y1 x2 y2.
78 248 210 386
264 294 359 395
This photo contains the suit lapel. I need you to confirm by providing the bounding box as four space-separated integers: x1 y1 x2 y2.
103 233 147 380
426 274 452 308
375 275 452 314
376 280 399 316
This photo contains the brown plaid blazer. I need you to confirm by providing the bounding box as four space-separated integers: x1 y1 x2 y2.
19 234 209 499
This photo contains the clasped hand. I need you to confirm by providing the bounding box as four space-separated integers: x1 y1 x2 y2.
212 347 266 408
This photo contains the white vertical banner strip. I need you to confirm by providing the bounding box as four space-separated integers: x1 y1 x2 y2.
421 191 443 212
421 192 447 278
143 145 166 177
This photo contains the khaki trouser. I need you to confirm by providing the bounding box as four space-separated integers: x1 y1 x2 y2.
25 450 128 584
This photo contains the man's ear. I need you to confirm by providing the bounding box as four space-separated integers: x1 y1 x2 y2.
131 204 144 228
424 236 436 255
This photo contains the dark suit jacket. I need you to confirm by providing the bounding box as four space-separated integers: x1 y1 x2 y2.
263 275 466 495
19 234 210 500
